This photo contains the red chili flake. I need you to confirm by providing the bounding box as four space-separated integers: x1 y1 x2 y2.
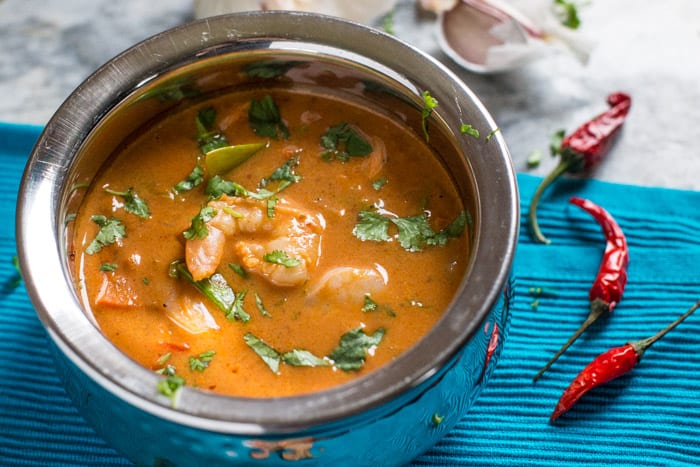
528 92 632 244
533 197 629 381
550 298 700 422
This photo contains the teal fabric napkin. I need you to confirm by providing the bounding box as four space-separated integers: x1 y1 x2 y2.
3 123 700 465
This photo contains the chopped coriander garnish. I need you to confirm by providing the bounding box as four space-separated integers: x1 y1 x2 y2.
282 349 330 367
550 129 566 156
195 107 229 154
229 263 248 278
527 149 543 168
254 292 271 317
362 294 378 312
372 177 387 191
228 289 249 322
183 206 217 240
460 124 480 139
431 413 445 426
189 350 216 372
352 210 391 242
248 95 289 139
320 122 373 161
104 187 151 218
173 165 205 193
171 262 250 323
156 352 172 366
353 210 467 252
382 9 396 34
86 216 125 255
328 327 385 372
156 364 185 406
244 332 281 374
142 277 150 285
485 127 501 142
100 263 118 272
206 176 249 199
421 90 438 143
261 155 302 190
263 250 301 268
266 197 278 218
552 0 581 29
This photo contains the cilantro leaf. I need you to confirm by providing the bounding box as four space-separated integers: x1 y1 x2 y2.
261 155 302 189
229 262 248 278
86 215 125 255
248 95 289 139
460 124 480 139
553 0 581 29
189 350 215 372
352 210 391 242
172 262 249 322
429 210 469 247
282 349 330 367
527 149 542 168
486 127 501 142
362 294 378 312
173 165 205 193
421 90 438 143
227 289 250 322
266 197 278 218
353 210 467 251
104 187 150 218
100 263 118 272
372 177 387 191
254 292 271 317
328 327 385 372
183 206 217 240
156 365 185 406
206 175 249 199
320 122 372 161
244 332 281 374
263 250 301 268
195 107 229 154
391 213 435 252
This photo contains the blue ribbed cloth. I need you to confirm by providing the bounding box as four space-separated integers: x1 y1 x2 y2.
2 123 700 466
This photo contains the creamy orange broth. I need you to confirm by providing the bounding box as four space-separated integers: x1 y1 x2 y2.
72 89 468 398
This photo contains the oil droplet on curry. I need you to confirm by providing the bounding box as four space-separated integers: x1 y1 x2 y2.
73 89 469 399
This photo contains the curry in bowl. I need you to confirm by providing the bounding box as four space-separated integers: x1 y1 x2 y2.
72 87 469 400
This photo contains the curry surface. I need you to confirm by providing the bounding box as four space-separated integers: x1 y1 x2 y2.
72 88 469 398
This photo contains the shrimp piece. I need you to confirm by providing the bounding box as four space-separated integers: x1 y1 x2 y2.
306 266 387 306
234 206 324 287
165 294 220 334
185 196 324 286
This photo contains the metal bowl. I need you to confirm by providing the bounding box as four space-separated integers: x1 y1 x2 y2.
16 11 518 465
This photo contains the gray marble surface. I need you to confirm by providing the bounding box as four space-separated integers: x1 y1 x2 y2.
1 0 698 190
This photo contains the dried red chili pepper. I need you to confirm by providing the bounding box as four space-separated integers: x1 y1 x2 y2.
550 298 700 422
528 92 632 244
533 197 629 382
478 321 499 383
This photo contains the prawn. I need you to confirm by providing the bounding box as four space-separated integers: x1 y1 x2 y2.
306 266 387 306
185 196 324 286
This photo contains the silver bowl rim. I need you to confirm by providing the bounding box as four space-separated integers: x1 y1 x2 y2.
16 10 519 434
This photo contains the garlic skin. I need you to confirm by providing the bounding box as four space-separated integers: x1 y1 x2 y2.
193 0 398 25
438 0 594 73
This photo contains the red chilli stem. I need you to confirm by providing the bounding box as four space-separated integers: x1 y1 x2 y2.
532 299 608 382
527 158 575 245
631 298 700 358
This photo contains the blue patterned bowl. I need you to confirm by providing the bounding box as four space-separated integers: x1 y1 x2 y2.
17 11 518 465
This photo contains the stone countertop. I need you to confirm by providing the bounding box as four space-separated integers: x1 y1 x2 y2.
1 0 698 190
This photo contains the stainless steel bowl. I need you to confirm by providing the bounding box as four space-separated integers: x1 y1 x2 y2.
17 11 518 465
